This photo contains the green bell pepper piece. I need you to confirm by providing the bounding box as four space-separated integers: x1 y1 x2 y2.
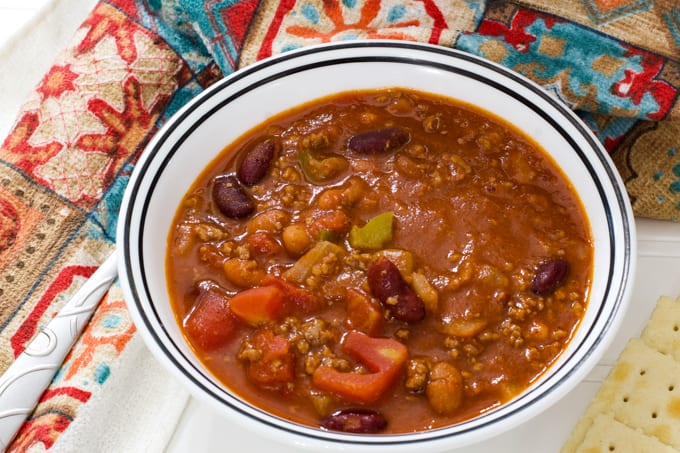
349 212 394 250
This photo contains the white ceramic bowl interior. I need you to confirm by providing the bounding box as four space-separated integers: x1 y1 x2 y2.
117 41 636 452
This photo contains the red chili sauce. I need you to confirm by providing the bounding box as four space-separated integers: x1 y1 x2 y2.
166 88 593 434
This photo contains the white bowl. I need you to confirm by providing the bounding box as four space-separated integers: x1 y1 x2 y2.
117 41 636 452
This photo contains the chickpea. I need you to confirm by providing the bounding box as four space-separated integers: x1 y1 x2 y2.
316 177 368 210
316 188 344 210
247 209 289 234
426 362 463 415
282 224 312 256
342 176 368 205
223 258 265 287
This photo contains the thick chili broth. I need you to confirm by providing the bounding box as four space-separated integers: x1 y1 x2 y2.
167 88 593 433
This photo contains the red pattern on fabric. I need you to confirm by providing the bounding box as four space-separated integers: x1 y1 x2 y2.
421 0 449 44
477 10 561 53
615 45 678 120
258 0 451 60
0 198 20 252
105 0 142 19
9 413 72 452
10 265 98 358
37 65 79 100
84 76 166 162
78 3 142 63
9 387 92 452
258 0 297 61
1 111 64 168
603 134 626 152
39 386 92 404
219 0 260 52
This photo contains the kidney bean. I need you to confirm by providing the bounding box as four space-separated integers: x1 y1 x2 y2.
320 408 387 433
530 258 570 295
367 256 425 323
212 175 254 219
237 139 277 186
348 127 410 154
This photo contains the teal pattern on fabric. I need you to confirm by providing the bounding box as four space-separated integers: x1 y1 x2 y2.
388 5 406 22
91 166 130 242
180 0 255 75
121 0 214 75
93 363 111 384
102 314 122 329
162 79 211 121
663 8 680 48
671 163 680 194
302 3 320 24
464 0 485 28
456 17 669 120
581 0 653 24
577 112 638 150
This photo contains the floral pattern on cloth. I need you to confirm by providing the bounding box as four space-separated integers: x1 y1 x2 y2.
0 0 221 450
0 0 679 451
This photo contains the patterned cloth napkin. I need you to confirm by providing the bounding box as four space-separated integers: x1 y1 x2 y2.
1 0 679 451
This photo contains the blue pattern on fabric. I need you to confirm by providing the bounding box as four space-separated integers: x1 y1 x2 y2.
180 0 245 75
464 0 486 29
581 0 653 24
91 170 129 242
388 5 406 22
127 0 215 75
302 3 320 24
663 8 680 47
93 363 111 384
577 113 638 145
456 18 665 119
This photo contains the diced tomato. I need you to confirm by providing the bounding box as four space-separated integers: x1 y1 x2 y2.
312 367 392 404
261 275 323 313
184 286 239 350
312 331 408 403
247 329 295 389
342 331 408 374
307 210 350 239
246 231 282 256
345 289 384 336
229 285 286 326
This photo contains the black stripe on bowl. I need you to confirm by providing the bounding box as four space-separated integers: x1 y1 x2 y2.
120 41 633 447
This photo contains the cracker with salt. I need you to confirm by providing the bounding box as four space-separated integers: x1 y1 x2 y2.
574 413 677 453
561 337 680 452
641 296 680 363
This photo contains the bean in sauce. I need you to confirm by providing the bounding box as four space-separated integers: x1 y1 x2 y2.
167 88 593 434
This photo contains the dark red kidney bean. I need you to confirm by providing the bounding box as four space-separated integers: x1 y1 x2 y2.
212 175 254 219
367 256 425 323
237 139 277 186
320 408 387 433
391 287 426 323
366 256 404 301
348 127 410 154
531 258 570 295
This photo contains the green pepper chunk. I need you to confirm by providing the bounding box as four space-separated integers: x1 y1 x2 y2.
349 211 394 250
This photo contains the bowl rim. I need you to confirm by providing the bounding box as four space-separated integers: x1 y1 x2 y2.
117 40 636 450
